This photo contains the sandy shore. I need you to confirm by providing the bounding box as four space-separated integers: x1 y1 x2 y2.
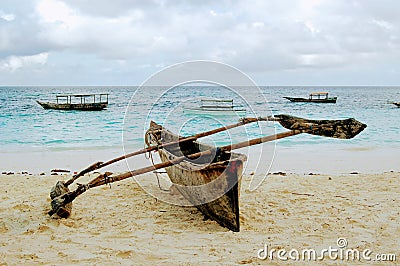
0 171 398 265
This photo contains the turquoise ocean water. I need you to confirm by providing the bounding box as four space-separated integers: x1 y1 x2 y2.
0 86 399 172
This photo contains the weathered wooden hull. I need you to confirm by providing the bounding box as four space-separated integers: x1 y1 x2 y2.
148 121 247 232
36 101 107 111
283 96 337 103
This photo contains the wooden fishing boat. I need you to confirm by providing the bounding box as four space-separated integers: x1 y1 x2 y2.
183 99 247 116
284 92 337 103
37 94 109 111
47 115 366 232
392 102 400 107
146 121 247 232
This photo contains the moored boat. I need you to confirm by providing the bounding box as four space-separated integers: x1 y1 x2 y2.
284 92 337 103
183 99 247 116
37 94 109 111
392 102 400 107
146 121 247 232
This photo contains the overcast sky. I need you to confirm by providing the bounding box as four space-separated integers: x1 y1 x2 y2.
0 0 399 86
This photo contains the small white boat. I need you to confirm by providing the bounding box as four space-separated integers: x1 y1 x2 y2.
183 99 246 116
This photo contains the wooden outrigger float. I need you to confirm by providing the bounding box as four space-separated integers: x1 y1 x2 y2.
47 115 366 232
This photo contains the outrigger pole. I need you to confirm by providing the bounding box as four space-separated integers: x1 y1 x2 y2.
62 116 274 188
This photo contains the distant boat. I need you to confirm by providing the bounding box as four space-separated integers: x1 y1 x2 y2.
391 102 400 107
183 99 247 116
283 92 337 103
37 94 109 111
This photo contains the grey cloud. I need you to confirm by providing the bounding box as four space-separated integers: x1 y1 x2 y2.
0 1 58 59
1 0 400 85
65 0 159 17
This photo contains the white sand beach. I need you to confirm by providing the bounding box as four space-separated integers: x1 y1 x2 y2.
0 170 398 265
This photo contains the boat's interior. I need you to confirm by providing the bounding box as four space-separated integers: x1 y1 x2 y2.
147 121 246 166
164 138 233 165
155 128 233 165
